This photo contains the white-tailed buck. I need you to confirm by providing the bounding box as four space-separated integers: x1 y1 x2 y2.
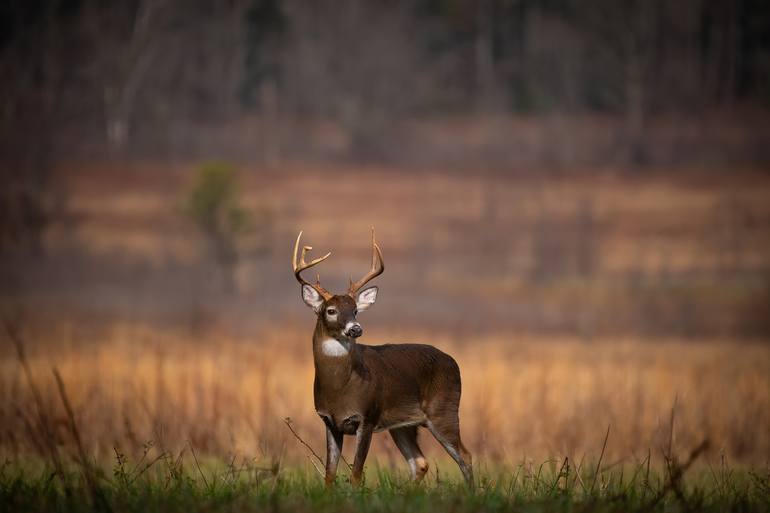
292 229 473 488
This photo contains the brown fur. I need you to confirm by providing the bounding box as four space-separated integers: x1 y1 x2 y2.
308 293 473 488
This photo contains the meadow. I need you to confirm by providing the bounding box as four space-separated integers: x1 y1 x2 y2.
4 0 770 507
1 164 769 511
1 318 769 511
2 459 769 513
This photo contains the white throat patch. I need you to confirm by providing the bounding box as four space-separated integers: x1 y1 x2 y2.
320 338 349 357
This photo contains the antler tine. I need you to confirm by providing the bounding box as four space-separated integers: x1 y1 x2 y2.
292 231 333 299
348 227 385 295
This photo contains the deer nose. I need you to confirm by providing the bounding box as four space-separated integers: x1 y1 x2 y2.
345 322 363 338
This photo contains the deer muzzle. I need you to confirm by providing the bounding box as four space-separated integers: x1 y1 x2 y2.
344 322 363 338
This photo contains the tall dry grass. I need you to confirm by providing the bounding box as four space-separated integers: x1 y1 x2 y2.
1 320 768 471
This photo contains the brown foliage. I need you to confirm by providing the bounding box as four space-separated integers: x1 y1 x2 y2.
1 320 767 469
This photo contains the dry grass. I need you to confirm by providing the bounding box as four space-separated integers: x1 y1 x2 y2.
3 163 770 499
52 163 770 274
1 320 768 472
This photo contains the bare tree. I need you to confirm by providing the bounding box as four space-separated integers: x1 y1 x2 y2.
80 0 170 151
0 0 66 254
279 0 443 156
568 0 660 163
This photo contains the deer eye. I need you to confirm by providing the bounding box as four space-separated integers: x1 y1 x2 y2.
326 308 337 316
354 309 358 315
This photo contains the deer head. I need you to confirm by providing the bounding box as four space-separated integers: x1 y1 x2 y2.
293 228 384 340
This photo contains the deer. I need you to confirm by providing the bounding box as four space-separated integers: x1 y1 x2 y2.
292 228 473 488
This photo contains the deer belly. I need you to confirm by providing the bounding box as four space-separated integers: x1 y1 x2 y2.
374 409 426 433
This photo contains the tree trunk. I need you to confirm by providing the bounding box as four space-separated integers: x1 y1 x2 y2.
625 53 647 164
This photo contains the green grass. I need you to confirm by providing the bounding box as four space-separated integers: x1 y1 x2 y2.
1 457 768 513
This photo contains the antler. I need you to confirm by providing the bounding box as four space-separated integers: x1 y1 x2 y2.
348 227 385 295
292 231 333 300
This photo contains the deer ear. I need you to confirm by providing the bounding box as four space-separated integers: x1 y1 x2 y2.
355 286 378 312
302 284 324 312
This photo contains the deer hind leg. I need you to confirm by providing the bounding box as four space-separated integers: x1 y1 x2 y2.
390 426 429 483
425 414 474 489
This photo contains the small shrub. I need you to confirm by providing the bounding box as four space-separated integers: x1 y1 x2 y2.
184 161 250 293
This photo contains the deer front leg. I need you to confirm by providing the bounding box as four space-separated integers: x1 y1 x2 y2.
323 421 344 488
351 422 374 487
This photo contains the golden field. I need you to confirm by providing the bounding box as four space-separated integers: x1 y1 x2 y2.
2 163 770 480
1 320 768 474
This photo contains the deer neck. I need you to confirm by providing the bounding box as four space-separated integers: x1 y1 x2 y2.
312 319 354 388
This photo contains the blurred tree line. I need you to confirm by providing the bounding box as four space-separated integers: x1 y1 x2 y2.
1 0 768 159
3 0 768 254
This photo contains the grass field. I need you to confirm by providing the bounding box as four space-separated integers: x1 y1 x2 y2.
1 319 769 511
2 321 769 465
2 455 769 512
2 163 769 511
19 163 769 338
